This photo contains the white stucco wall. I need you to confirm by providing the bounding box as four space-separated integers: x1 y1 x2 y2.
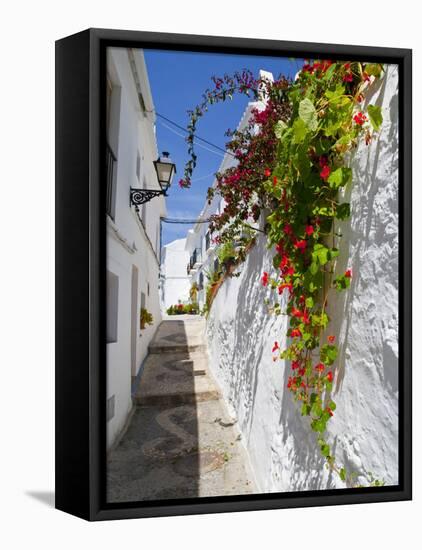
161 238 190 308
206 65 399 491
106 48 165 449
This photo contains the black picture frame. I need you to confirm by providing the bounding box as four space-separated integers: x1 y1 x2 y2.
55 28 412 521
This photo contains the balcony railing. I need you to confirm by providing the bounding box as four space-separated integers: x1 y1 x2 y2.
106 142 117 219
187 248 202 274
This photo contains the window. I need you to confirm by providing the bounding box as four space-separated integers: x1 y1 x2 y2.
107 270 119 343
136 152 141 182
105 76 121 221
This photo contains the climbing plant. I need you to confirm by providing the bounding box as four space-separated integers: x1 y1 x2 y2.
180 59 384 487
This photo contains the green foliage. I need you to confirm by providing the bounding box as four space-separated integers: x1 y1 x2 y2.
298 98 318 131
367 104 383 132
166 302 199 315
320 344 338 365
140 308 153 327
180 59 385 489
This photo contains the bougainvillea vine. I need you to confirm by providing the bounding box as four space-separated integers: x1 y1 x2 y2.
180 59 385 487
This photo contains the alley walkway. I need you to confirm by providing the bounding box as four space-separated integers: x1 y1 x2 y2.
107 315 256 502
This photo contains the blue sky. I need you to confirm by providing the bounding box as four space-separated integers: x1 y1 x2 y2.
144 49 301 245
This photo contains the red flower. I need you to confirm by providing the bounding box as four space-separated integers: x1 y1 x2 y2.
290 328 302 338
345 269 352 278
261 271 269 286
177 303 183 310
264 168 271 177
283 223 293 235
326 407 334 417
320 165 331 181
285 266 295 276
315 362 325 372
353 112 367 126
298 295 305 305
294 239 307 250
328 335 336 344
362 72 370 82
298 367 306 376
291 307 302 318
272 341 279 353
273 176 278 186
343 73 353 82
305 225 314 236
280 254 289 269
278 283 293 295
344 63 351 70
326 371 334 383
292 360 300 370
302 310 310 325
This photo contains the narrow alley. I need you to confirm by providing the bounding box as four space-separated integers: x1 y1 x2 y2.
107 316 256 502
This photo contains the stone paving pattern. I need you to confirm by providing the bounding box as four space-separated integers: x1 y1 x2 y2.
107 315 256 502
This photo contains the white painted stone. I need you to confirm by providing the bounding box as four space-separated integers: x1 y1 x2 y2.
161 238 190 308
206 65 399 491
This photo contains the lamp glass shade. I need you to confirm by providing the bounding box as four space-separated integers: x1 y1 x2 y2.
154 152 176 192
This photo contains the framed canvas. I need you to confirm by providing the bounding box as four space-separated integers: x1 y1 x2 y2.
55 28 412 521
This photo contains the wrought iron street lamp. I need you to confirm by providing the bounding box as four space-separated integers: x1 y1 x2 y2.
130 151 176 209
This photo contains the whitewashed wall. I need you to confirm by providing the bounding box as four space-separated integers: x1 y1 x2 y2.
106 48 165 449
161 238 190 308
206 65 399 492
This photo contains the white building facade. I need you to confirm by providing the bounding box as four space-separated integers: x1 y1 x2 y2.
106 48 166 449
160 238 190 309
185 81 269 309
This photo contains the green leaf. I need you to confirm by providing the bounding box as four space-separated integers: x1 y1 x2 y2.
334 274 351 291
327 167 352 189
310 261 319 275
340 467 347 481
320 443 330 457
367 104 383 132
311 402 322 417
298 98 318 132
301 403 311 416
292 118 309 144
305 297 314 308
275 120 288 139
320 344 338 365
329 400 337 411
336 203 351 220
364 63 383 78
323 63 337 81
325 84 345 101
